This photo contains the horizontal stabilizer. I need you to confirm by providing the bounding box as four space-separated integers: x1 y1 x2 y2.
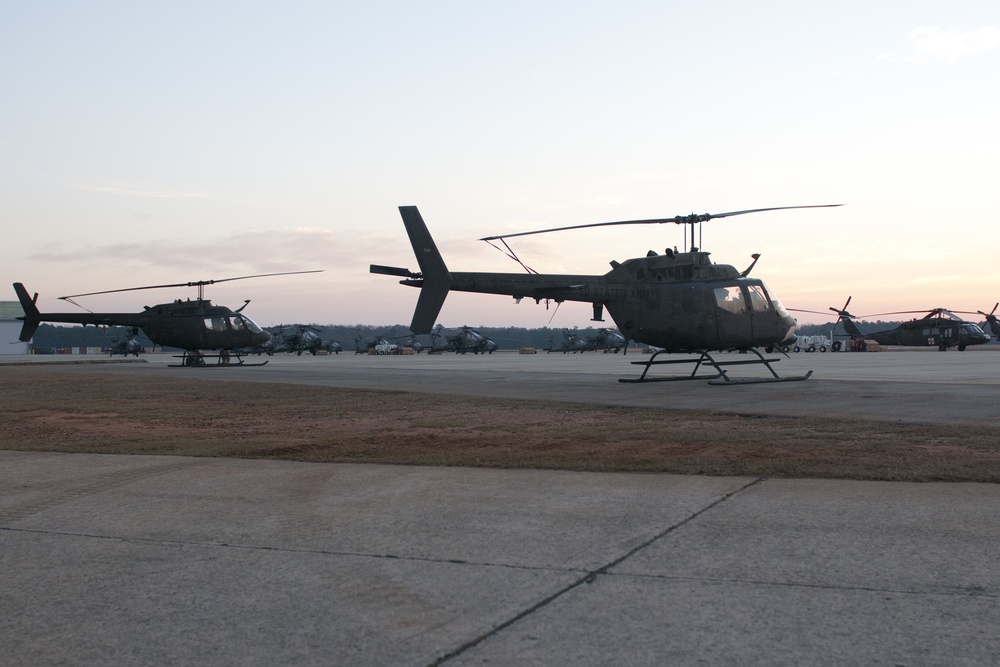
370 264 420 279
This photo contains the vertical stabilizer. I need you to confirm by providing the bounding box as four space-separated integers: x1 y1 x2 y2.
398 206 452 334
12 283 41 342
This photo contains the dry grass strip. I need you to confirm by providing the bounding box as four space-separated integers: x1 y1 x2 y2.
1 367 997 482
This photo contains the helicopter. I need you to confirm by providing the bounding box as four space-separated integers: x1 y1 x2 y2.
12 271 321 366
588 327 627 353
269 324 326 356
979 303 1000 338
546 330 596 353
107 329 146 357
794 297 992 351
354 332 398 355
442 326 498 354
371 205 839 384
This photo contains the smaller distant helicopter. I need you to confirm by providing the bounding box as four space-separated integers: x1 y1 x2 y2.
794 297 991 351
547 330 596 353
587 328 627 353
270 325 326 356
442 326 498 354
355 332 397 355
13 271 321 366
108 329 146 357
979 303 1000 338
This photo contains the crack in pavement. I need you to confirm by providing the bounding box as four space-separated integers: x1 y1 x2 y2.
427 476 766 666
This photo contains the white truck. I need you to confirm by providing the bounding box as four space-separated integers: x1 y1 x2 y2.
789 334 832 353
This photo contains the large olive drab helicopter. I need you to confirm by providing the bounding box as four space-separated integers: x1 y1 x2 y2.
371 204 839 384
797 297 992 352
12 271 321 366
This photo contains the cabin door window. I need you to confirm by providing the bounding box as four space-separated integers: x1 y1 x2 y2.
714 286 752 343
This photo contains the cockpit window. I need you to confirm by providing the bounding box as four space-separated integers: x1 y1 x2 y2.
204 317 227 332
714 286 746 314
746 285 771 313
760 282 790 318
238 315 265 334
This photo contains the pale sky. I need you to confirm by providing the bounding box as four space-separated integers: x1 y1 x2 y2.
3 1 999 329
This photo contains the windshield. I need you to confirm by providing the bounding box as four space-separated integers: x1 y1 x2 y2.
236 314 265 334
759 282 789 318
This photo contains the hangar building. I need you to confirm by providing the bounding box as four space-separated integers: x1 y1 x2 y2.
0 301 29 355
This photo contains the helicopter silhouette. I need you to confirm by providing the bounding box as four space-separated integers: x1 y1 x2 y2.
371 205 839 384
13 271 321 366
107 329 146 357
979 303 1000 338
547 328 627 353
354 332 398 355
269 324 326 355
546 330 596 353
441 326 498 354
794 296 992 352
588 328 627 353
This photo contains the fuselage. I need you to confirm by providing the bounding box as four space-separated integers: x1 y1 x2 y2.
409 249 798 352
869 317 990 350
31 299 271 351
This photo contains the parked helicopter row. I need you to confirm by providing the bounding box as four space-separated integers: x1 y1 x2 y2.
243 325 343 356
15 202 992 382
791 297 998 352
354 325 501 355
546 328 626 353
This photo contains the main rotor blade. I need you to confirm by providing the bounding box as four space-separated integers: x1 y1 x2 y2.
58 270 323 300
861 308 969 318
787 308 834 317
479 205 842 241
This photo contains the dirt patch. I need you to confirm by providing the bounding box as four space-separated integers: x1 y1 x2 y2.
1 366 998 482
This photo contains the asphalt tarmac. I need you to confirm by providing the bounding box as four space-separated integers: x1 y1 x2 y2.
3 349 999 665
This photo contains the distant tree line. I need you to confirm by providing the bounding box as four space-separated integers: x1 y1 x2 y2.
35 319 955 351
31 322 625 352
31 324 159 351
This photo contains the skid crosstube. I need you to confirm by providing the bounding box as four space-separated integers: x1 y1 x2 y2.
620 348 812 386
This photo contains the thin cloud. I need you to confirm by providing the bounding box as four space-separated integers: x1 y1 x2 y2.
880 26 1000 63
28 228 390 277
71 184 210 199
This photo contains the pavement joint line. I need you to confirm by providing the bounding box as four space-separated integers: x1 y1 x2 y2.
606 571 1000 599
9 523 992 600
0 526 590 575
427 476 765 666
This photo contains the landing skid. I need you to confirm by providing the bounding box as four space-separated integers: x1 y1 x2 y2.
619 348 812 386
169 350 269 368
